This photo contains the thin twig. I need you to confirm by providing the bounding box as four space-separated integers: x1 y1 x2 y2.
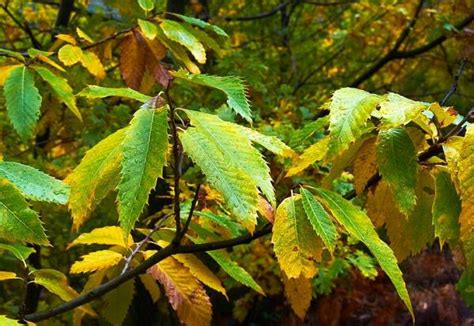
120 214 171 275
179 184 202 240
221 0 292 21
440 57 468 106
0 3 42 48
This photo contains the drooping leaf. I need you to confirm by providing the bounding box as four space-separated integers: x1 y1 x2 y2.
300 188 338 253
3 65 42 139
0 271 19 281
289 116 328 150
376 127 417 216
80 50 105 79
32 269 96 316
0 180 49 245
156 29 200 74
0 64 21 86
33 66 82 120
286 136 330 177
0 243 35 265
70 250 123 274
365 181 394 228
173 70 252 122
353 137 378 194
118 107 169 237
58 45 83 66
442 136 463 192
237 125 296 158
171 13 229 37
139 274 161 303
378 93 428 129
327 88 380 158
185 110 274 205
160 20 206 64
76 27 94 43
0 161 69 204
272 195 322 279
120 31 147 89
68 226 133 249
148 256 212 326
312 188 413 318
432 167 461 245
77 85 151 103
282 273 312 320
156 241 227 297
181 126 259 232
102 279 135 326
66 128 126 230
28 48 66 72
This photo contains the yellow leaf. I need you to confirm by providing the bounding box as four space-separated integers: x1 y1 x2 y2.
76 27 94 43
272 195 322 278
70 250 123 274
0 65 21 86
156 241 227 297
0 271 19 281
80 50 105 79
353 137 377 194
58 45 83 66
56 34 77 45
365 181 394 228
443 136 464 193
139 274 161 302
149 256 212 326
35 55 66 72
286 137 330 177
68 226 133 249
282 273 312 320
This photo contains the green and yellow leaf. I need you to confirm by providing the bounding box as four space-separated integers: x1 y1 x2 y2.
101 279 135 326
378 93 428 129
70 250 123 274
160 20 206 64
58 45 83 66
68 226 133 249
286 136 330 177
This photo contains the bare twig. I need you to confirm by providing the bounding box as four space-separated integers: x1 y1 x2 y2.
440 57 468 106
179 184 202 240
0 3 42 48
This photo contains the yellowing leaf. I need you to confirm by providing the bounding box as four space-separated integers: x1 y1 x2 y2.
286 136 330 177
70 250 123 274
138 19 158 39
139 274 161 302
365 181 393 228
58 45 83 66
149 257 212 326
117 107 169 237
353 137 378 194
4 65 42 139
0 180 49 245
272 195 321 278
327 88 380 158
0 315 22 325
138 0 154 11
55 34 76 45
32 269 96 316
0 271 19 281
313 188 413 318
68 226 133 249
160 20 206 64
76 27 94 43
66 128 126 229
33 66 82 120
0 64 21 86
282 273 312 320
80 50 105 79
237 125 296 158
101 279 135 326
77 85 151 103
376 128 417 216
442 136 463 192
378 93 428 129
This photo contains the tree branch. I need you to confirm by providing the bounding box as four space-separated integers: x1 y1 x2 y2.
179 184 201 240
24 223 273 322
0 3 42 48
303 0 357 6
222 0 292 21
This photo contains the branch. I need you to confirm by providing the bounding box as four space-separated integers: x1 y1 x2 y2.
24 223 273 322
0 4 42 49
178 184 201 240
303 0 357 6
440 57 468 106
222 0 292 21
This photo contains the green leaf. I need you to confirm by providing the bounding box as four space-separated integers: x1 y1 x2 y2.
66 128 126 230
0 48 25 62
0 180 49 245
138 19 158 39
180 114 260 232
237 125 295 158
327 88 380 158
160 20 206 64
77 85 151 103
300 188 338 253
32 66 82 120
378 93 429 129
0 161 69 204
3 65 42 139
118 107 169 237
312 187 413 318
432 167 461 245
138 0 154 11
272 195 321 278
171 13 229 37
173 70 252 122
0 243 35 265
32 269 96 316
102 279 135 326
376 127 417 216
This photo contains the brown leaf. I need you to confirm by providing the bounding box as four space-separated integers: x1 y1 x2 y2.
119 30 147 90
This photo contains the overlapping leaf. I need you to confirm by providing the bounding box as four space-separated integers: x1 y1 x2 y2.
160 20 206 64
378 93 428 129
68 226 133 249
118 107 169 237
282 273 312 320
101 279 135 326
286 136 330 177
71 250 123 274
